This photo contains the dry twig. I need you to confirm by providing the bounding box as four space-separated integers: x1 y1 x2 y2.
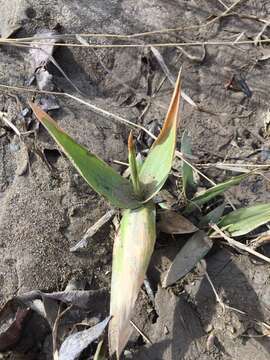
210 224 270 264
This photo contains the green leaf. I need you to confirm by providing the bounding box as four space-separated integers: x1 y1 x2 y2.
218 203 270 236
128 131 141 196
139 71 181 202
184 173 248 214
109 203 156 358
181 130 196 198
29 103 141 209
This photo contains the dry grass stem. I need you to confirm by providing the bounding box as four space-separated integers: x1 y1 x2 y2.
210 224 270 264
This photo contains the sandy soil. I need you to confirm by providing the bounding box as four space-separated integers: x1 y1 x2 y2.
0 0 270 359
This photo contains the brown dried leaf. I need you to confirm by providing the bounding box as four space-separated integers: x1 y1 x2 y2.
157 210 197 234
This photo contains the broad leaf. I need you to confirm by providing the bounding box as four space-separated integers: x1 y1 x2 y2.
163 230 212 287
109 203 156 358
218 203 270 236
139 72 181 202
128 131 141 196
185 173 248 214
181 130 196 198
29 103 141 209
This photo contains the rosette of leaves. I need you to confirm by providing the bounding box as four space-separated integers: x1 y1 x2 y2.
29 72 181 358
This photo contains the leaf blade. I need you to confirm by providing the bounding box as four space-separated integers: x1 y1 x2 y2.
218 203 270 236
29 103 140 209
138 72 181 201
185 173 248 214
109 203 156 357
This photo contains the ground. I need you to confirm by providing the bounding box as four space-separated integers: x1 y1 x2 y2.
0 0 270 359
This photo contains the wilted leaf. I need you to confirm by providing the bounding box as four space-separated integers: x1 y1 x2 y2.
218 203 270 236
29 30 58 70
0 299 49 355
139 72 181 202
0 308 31 351
157 210 197 234
29 103 141 209
198 203 225 227
18 289 107 311
163 231 212 287
58 316 111 360
181 130 196 198
184 173 248 214
109 203 156 358
128 131 141 196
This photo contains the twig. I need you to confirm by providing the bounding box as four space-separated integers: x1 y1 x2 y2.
210 224 270 264
176 45 206 63
0 111 21 136
254 21 270 46
150 47 198 108
201 260 249 316
6 37 270 49
4 38 270 49
217 0 229 9
70 209 116 252
249 232 270 250
2 0 246 40
130 320 152 344
205 270 225 313
52 305 72 360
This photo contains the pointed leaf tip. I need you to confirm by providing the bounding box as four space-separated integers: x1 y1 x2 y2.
29 103 141 209
139 70 181 202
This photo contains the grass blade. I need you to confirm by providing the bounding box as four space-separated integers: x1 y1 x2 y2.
139 71 181 202
218 203 270 236
29 103 141 209
181 130 196 198
184 173 248 214
109 203 156 358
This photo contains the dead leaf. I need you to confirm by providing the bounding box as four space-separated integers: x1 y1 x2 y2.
0 298 50 355
0 308 31 351
157 210 197 234
58 316 111 360
18 289 107 311
163 230 213 287
29 29 58 70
